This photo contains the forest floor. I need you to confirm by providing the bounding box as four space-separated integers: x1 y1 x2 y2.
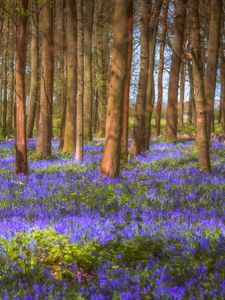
0 138 225 299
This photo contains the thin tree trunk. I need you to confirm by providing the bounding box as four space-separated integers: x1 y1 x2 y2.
179 60 185 126
205 0 222 137
75 0 84 162
220 43 225 133
36 3 54 157
101 0 131 178
62 0 77 153
165 0 187 139
83 0 94 141
190 0 211 172
188 61 194 125
155 0 169 136
131 0 151 155
2 18 9 138
0 8 4 130
95 0 112 138
58 3 67 149
27 6 39 138
7 22 15 136
121 0 133 162
15 0 29 174
145 0 162 150
55 0 66 133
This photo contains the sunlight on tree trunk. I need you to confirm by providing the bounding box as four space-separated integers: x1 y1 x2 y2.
15 0 29 175
190 0 211 172
101 0 131 178
36 3 54 158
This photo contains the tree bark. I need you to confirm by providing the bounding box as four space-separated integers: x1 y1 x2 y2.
179 60 185 126
7 21 15 136
165 0 187 139
15 0 29 175
220 43 225 133
55 0 66 134
27 6 39 138
36 3 54 157
145 0 162 150
2 18 9 138
121 0 133 162
205 0 222 136
101 0 131 178
83 0 94 141
188 61 195 125
75 0 84 162
62 0 77 153
131 0 151 155
0 8 3 130
94 0 112 137
155 0 169 136
190 0 211 172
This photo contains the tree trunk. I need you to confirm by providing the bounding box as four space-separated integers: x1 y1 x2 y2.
188 61 195 125
220 43 225 133
0 8 3 130
155 0 169 136
179 60 185 126
7 21 15 136
75 0 84 162
165 0 187 139
205 0 222 136
190 0 211 172
2 18 9 138
15 0 29 175
121 0 133 162
58 2 67 149
131 0 151 155
83 0 94 141
94 0 112 138
36 3 54 157
145 0 162 150
27 6 39 138
101 0 131 178
62 0 77 153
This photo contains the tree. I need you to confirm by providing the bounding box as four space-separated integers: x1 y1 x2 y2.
62 0 77 153
205 0 222 137
101 0 131 178
179 61 185 126
55 0 66 149
75 0 84 162
36 2 54 157
83 0 94 141
144 0 162 150
155 0 169 136
121 0 133 162
27 4 39 138
0 7 4 130
2 17 9 138
220 38 225 133
94 0 113 138
187 60 195 125
15 0 29 174
190 0 211 172
7 17 15 136
165 0 187 139
131 0 151 155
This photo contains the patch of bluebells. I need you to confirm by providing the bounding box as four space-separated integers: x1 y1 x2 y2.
0 139 225 298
